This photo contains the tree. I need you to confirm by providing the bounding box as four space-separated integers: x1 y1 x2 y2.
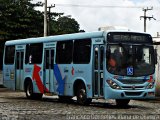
0 0 44 40
0 0 84 70
0 0 83 39
51 16 80 35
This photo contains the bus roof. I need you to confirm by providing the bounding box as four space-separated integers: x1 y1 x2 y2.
5 31 105 46
5 30 150 46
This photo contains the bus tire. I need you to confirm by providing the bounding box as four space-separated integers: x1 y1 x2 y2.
115 99 130 107
25 81 43 100
25 81 34 99
76 84 92 105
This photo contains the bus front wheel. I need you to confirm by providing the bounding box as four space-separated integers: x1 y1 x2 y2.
76 85 92 105
115 99 130 107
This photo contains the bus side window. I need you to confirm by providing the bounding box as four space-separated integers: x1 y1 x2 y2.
73 39 91 64
56 40 73 64
25 43 43 64
4 45 15 64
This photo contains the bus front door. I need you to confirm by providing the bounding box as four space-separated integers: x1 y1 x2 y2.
15 50 24 90
44 49 54 93
93 45 104 97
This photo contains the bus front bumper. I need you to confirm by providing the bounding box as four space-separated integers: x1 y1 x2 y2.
104 86 155 99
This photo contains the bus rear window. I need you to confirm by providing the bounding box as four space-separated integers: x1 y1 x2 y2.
4 45 15 64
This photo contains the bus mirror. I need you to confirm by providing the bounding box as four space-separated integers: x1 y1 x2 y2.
154 49 157 64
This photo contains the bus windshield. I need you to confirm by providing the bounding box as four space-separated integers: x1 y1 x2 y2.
107 44 155 76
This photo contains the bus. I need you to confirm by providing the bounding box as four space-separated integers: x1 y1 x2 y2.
3 30 157 106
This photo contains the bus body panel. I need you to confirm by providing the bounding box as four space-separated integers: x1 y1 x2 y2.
3 64 15 90
104 68 156 99
71 64 93 97
53 64 92 97
5 31 104 46
104 86 155 99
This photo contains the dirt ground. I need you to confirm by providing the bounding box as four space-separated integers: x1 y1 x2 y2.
0 88 160 120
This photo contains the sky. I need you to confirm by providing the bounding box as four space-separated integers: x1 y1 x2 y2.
33 0 160 37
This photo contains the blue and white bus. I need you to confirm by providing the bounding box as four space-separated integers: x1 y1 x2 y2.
3 30 157 106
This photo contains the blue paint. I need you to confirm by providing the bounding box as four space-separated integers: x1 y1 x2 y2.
53 64 65 95
127 67 133 75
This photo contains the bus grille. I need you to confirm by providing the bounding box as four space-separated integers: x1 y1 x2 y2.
125 92 142 96
119 79 146 84
122 86 144 90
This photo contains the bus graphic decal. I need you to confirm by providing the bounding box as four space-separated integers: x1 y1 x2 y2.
54 64 65 95
32 64 49 93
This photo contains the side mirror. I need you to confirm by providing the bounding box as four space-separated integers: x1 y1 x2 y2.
154 49 157 64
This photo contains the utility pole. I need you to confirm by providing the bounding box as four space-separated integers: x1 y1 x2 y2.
44 0 47 36
47 4 55 36
140 7 156 32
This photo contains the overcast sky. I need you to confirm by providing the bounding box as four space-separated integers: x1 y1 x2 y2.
34 0 160 37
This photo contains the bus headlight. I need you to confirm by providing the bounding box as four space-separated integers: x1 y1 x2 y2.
146 82 154 89
106 80 121 89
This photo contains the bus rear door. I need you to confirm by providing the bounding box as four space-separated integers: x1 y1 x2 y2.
44 43 55 93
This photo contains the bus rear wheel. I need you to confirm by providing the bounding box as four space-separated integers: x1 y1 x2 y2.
76 85 92 105
25 81 42 100
25 81 34 99
115 99 130 107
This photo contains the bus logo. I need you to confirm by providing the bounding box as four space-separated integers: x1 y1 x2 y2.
132 85 135 90
127 67 133 75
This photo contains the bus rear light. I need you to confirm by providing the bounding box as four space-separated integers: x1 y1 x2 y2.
106 79 121 89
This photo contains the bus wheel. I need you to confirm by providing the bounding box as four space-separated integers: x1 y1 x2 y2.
58 96 73 102
25 81 43 100
25 81 34 99
76 85 92 105
115 99 130 107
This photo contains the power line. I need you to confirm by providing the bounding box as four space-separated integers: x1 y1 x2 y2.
55 4 160 9
55 4 141 8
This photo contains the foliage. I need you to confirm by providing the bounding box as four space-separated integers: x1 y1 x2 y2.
50 16 80 35
0 0 83 40
0 0 84 70
0 0 44 40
